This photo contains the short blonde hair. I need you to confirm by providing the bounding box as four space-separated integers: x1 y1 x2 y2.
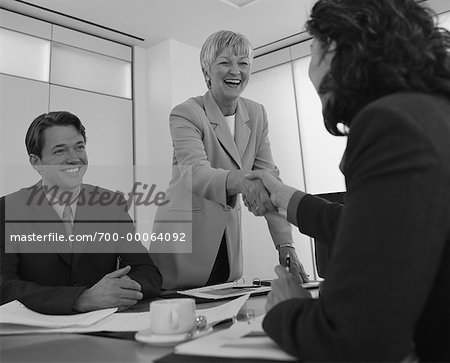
200 30 254 87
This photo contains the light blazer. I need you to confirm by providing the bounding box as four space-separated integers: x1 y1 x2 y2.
0 182 162 314
151 91 292 289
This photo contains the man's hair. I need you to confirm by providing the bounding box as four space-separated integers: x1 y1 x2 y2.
306 0 450 135
25 111 87 157
200 30 254 88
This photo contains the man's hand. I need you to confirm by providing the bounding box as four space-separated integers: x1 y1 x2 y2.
245 170 297 210
73 265 143 312
241 178 276 216
241 179 278 216
278 246 310 284
265 265 312 312
228 171 276 216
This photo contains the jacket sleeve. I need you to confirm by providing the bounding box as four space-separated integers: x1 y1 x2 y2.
0 197 87 314
0 259 87 315
286 192 343 248
263 102 450 361
0 194 162 315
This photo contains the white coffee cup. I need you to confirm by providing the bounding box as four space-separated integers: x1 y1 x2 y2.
149 298 196 335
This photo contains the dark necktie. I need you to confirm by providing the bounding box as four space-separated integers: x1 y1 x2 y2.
62 205 74 248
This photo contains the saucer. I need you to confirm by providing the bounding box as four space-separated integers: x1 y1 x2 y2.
135 327 212 347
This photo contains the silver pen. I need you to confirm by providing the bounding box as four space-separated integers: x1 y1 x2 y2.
286 253 291 273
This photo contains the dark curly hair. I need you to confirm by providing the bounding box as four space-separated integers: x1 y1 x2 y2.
306 0 450 135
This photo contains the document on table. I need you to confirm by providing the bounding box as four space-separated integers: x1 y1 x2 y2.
178 282 271 300
0 295 250 335
0 300 117 328
1 311 151 335
196 293 250 326
175 315 296 361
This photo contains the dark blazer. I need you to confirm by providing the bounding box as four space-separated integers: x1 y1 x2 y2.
263 93 450 362
313 192 345 277
0 183 162 314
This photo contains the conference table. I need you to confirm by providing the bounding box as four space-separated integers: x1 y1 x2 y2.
0 294 269 363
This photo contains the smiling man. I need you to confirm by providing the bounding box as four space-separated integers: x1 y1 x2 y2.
0 111 162 314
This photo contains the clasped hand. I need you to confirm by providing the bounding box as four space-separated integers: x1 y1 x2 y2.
241 178 277 216
73 265 143 312
245 170 297 211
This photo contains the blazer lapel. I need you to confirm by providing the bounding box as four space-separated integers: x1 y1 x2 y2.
204 91 242 168
71 184 92 268
27 182 72 266
234 99 251 159
71 184 118 268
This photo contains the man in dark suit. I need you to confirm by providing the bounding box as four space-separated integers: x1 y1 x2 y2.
0 111 162 314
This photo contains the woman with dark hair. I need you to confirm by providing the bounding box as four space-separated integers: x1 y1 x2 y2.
248 0 450 361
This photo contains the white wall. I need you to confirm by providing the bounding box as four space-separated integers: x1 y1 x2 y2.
0 75 48 195
133 39 205 240
242 63 315 282
293 57 346 194
438 11 450 29
145 39 205 169
0 11 134 200
168 40 207 109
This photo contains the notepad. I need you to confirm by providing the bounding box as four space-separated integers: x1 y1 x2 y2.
177 282 271 300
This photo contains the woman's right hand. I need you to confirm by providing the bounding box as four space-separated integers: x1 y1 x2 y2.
245 170 298 211
227 170 276 216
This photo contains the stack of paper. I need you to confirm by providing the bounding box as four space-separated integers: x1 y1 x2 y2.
0 300 151 335
0 300 117 328
0 295 251 336
178 282 271 300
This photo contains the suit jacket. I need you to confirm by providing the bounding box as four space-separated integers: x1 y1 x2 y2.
263 93 450 362
0 182 162 314
151 91 293 289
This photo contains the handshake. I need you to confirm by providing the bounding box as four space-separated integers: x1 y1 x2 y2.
229 169 310 284
228 169 298 217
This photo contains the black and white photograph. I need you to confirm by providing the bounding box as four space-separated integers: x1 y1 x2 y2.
1 0 449 361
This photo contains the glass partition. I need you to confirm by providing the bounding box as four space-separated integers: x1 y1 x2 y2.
51 43 132 99
0 28 50 82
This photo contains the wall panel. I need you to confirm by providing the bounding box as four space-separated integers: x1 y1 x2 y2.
0 10 135 213
51 43 132 99
0 28 50 82
241 63 315 281
292 57 346 194
49 85 134 203
0 8 51 39
0 74 49 195
52 25 131 61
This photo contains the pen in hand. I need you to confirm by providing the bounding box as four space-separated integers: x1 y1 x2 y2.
285 253 291 274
